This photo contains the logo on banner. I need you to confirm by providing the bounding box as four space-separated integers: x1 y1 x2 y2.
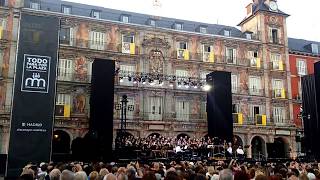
21 54 51 93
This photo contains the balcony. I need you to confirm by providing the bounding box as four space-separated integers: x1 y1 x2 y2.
0 105 11 115
249 58 262 69
114 112 207 121
202 52 215 63
272 89 286 99
270 61 285 71
268 36 283 45
54 119 89 128
176 49 189 60
248 88 264 96
57 71 91 84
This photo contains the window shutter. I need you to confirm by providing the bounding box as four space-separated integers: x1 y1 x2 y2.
269 28 273 42
233 49 237 63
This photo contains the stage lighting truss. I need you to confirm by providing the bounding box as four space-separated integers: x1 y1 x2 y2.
117 70 211 91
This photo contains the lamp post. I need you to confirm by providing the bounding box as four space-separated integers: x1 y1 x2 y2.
115 95 134 149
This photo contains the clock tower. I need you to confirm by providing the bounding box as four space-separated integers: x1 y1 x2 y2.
238 1 297 158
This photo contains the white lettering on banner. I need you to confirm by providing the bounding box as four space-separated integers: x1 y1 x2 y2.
21 54 51 93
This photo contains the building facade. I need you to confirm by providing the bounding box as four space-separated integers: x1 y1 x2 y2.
0 0 298 159
288 38 320 155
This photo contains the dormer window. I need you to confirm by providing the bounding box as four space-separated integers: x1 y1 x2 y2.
121 15 129 23
61 5 71 14
224 30 231 37
311 43 319 54
30 0 40 10
91 10 101 19
199 26 207 34
148 19 156 26
174 22 183 30
246 33 252 40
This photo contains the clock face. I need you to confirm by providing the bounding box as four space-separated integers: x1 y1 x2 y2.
269 1 278 11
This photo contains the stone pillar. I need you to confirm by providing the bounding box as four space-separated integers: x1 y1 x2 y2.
245 133 252 158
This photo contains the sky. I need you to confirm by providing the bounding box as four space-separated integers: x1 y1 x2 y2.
65 0 320 42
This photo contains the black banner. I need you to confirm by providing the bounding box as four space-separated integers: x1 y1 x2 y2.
6 13 59 177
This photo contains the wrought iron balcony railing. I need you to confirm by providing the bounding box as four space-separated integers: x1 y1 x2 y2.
268 36 283 45
57 71 91 83
113 112 207 121
0 105 11 114
248 88 265 96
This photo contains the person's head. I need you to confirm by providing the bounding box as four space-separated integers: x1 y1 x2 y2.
100 168 109 177
117 173 128 180
142 171 157 180
208 166 215 175
89 171 99 180
219 169 233 180
234 170 249 180
104 173 117 180
195 173 206 180
40 163 48 172
298 173 308 180
126 167 137 180
165 171 181 180
60 169 75 180
267 175 281 180
49 168 61 180
74 171 88 180
20 167 35 179
254 175 267 180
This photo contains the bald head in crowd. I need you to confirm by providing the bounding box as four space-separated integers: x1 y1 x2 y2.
219 169 233 180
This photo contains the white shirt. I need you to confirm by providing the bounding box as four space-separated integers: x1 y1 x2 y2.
227 147 232 154
236 148 244 155
175 146 183 153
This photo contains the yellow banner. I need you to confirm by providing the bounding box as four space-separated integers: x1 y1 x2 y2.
262 115 267 125
130 43 135 55
238 113 243 125
256 58 261 68
183 49 189 60
279 60 284 71
281 89 286 98
209 52 214 63
64 105 71 118
256 114 267 126
0 26 3 39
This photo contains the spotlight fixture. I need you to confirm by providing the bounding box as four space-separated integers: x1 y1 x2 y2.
119 77 124 83
193 85 198 89
178 81 182 87
169 82 174 87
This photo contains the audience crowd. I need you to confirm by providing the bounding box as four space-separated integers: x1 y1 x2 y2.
18 159 320 180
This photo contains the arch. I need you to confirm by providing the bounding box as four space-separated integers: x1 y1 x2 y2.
147 132 161 138
269 137 290 158
233 135 243 147
251 136 266 160
52 130 71 154
177 133 190 139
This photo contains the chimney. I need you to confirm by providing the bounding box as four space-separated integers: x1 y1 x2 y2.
246 3 253 16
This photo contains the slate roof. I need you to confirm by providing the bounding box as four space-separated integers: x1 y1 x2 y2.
288 38 320 55
24 0 246 39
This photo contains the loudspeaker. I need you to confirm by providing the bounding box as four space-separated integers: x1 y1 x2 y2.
90 59 115 160
302 61 320 159
206 71 233 142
